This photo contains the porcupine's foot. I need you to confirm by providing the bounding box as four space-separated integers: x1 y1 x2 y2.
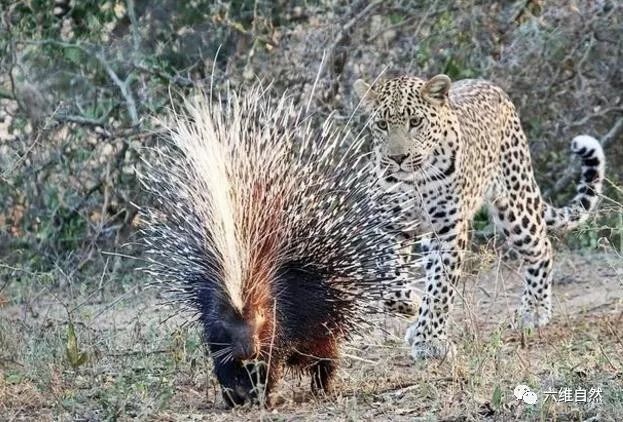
310 359 337 396
221 361 270 408
405 326 456 361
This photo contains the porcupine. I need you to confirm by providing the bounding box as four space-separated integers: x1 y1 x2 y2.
138 86 421 407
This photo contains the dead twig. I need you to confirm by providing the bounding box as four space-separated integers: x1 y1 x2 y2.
133 62 196 87
17 39 140 126
568 107 623 128
106 348 170 357
52 113 107 128
318 0 383 101
96 51 139 126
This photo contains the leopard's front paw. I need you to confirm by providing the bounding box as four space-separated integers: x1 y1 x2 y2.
405 324 455 360
382 287 422 316
410 336 456 361
520 309 551 329
517 303 551 330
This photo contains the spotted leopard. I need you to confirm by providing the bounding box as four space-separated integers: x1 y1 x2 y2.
354 74 605 360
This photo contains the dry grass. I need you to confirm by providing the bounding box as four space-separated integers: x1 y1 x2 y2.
1 250 622 421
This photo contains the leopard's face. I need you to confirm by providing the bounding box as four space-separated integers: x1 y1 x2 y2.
354 75 453 182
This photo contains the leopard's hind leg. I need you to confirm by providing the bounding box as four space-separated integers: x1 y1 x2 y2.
491 181 553 328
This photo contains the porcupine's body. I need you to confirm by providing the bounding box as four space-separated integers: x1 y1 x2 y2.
139 87 419 406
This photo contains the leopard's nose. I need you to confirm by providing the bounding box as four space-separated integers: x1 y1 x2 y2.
388 154 409 165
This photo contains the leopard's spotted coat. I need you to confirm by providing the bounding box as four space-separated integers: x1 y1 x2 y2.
354 74 605 360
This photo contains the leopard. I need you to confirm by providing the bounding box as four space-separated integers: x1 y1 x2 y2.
353 74 606 360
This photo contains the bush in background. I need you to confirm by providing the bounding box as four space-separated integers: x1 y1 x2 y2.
1 0 621 278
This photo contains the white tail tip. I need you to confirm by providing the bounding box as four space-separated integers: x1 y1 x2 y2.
571 135 604 161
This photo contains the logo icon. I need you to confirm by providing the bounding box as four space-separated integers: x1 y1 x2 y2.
514 384 538 404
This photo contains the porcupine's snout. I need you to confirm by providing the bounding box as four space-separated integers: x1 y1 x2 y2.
230 324 258 361
213 302 262 361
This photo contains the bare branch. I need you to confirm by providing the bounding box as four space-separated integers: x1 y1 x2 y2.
568 107 623 128
96 52 139 126
367 2 448 42
133 62 196 87
52 113 106 127
601 117 623 149
17 39 140 126
126 0 140 53
0 87 14 100
324 0 382 68
317 0 383 102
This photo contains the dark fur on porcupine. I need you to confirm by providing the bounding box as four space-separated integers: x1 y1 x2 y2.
138 87 415 407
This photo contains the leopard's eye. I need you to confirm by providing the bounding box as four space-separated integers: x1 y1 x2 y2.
409 117 422 128
376 120 388 130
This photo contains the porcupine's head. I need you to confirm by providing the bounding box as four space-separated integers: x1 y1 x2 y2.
197 273 272 407
138 85 418 406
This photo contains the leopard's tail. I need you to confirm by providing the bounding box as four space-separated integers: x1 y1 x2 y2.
544 135 605 231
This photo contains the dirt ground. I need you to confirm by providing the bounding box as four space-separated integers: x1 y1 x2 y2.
1 249 622 421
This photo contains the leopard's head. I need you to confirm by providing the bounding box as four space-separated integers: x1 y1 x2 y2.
353 74 454 181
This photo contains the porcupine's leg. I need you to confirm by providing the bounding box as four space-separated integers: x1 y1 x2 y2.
258 360 282 407
310 359 337 394
291 337 338 395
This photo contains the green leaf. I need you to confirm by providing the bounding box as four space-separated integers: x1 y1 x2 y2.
492 385 503 409
6 373 23 384
63 47 83 66
389 13 404 25
66 321 88 369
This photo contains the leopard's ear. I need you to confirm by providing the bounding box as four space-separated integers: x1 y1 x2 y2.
421 74 451 105
353 79 378 109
